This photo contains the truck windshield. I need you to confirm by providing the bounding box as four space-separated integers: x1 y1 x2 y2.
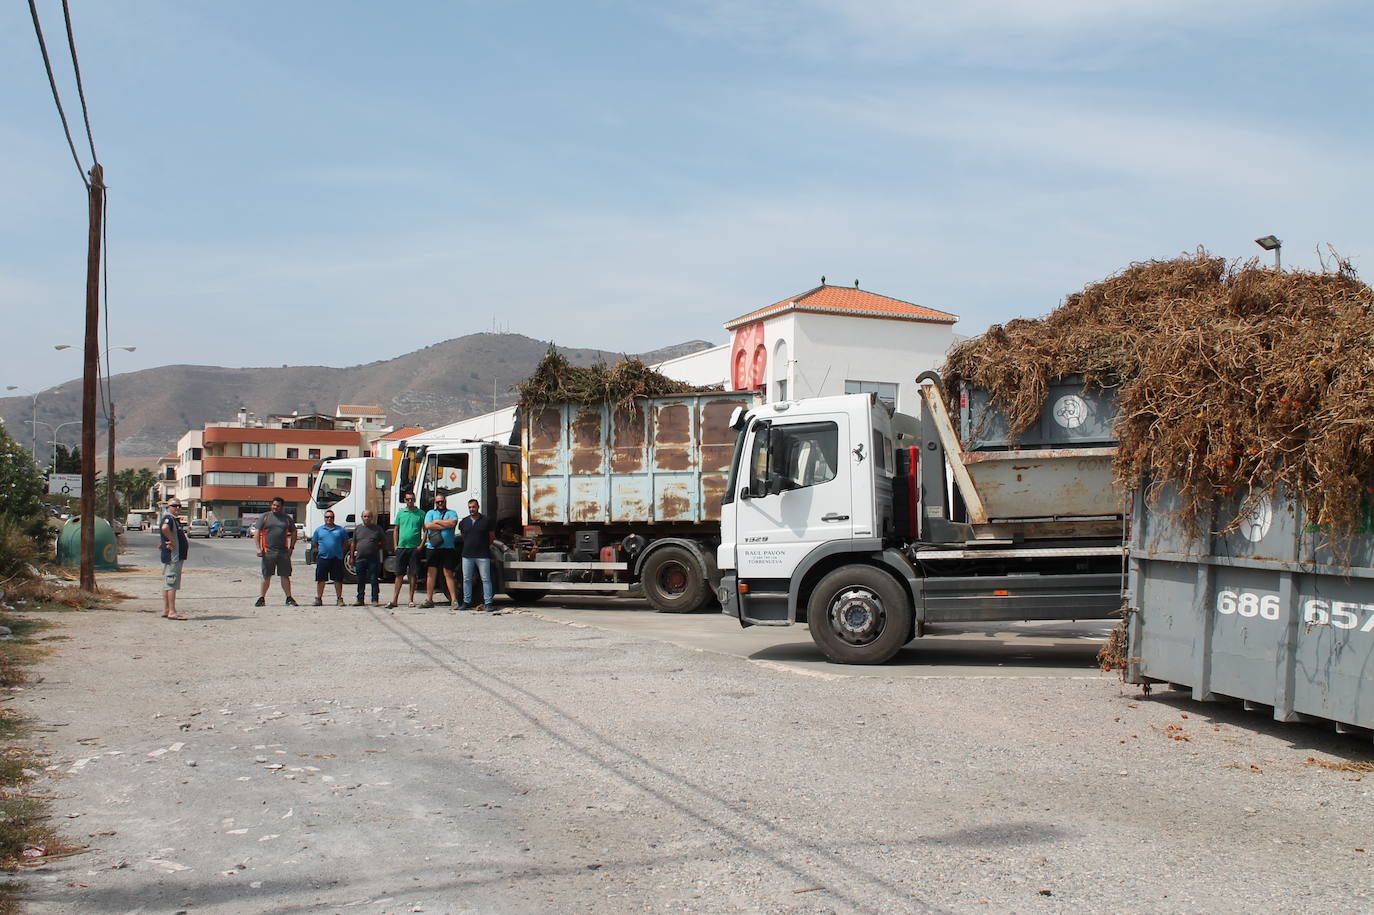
315 468 353 508
748 421 839 496
420 453 469 510
721 421 753 506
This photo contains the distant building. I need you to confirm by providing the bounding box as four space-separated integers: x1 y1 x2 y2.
368 426 425 460
169 410 375 522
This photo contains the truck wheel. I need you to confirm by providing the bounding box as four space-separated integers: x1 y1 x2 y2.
642 546 708 613
807 566 911 664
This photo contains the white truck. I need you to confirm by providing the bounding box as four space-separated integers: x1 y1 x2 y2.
303 456 393 575
717 374 1125 663
384 391 755 608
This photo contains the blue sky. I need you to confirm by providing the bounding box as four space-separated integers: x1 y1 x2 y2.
3 0 1371 394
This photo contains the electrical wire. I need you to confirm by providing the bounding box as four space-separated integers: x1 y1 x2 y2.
60 0 98 165
26 0 88 188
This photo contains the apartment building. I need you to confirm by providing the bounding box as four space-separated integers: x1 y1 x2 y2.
172 413 369 523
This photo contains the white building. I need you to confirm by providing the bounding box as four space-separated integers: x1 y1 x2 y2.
409 280 957 446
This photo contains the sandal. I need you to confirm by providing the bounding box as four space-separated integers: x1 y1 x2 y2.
385 602 397 609
163 614 188 621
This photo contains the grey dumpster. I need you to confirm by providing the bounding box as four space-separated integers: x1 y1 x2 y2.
1127 483 1374 737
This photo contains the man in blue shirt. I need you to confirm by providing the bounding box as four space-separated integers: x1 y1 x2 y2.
420 494 459 608
311 510 351 606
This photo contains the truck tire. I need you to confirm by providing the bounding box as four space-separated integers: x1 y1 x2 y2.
642 546 708 613
807 565 912 664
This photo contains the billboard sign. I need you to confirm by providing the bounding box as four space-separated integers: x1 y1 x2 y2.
48 473 82 497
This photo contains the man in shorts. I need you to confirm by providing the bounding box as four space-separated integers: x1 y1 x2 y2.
420 494 459 608
159 499 190 620
387 490 424 609
255 496 298 607
311 510 350 606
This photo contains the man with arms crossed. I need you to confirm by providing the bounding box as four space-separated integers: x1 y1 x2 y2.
351 509 386 606
255 496 298 607
420 494 460 608
387 491 424 609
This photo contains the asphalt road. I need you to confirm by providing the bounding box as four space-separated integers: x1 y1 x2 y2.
15 553 1374 913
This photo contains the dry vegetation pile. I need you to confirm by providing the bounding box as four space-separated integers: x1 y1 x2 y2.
517 347 716 411
943 249 1374 537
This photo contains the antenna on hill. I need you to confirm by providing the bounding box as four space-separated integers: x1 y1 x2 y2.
854 279 860 288
820 275 826 285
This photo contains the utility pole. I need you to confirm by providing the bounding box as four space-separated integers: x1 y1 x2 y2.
106 400 116 523
79 163 104 591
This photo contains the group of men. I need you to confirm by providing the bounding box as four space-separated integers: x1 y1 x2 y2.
251 493 496 611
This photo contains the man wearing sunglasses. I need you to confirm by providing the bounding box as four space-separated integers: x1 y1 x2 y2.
387 490 424 609
420 494 460 608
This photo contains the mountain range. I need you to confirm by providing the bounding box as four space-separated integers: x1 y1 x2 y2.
0 334 715 459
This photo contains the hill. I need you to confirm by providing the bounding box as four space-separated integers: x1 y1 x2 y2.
0 334 715 459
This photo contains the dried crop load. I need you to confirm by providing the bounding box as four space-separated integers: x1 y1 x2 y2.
942 249 1374 538
517 346 715 411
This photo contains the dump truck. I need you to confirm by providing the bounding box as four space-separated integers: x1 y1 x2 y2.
386 391 755 609
718 372 1126 663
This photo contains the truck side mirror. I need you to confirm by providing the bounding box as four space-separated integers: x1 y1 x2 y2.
739 487 752 501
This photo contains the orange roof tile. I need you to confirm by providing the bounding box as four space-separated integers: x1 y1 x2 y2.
725 283 957 330
378 426 425 440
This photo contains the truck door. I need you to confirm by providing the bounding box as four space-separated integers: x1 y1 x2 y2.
418 450 472 511
733 413 852 583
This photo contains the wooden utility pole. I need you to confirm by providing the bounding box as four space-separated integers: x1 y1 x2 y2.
79 163 104 591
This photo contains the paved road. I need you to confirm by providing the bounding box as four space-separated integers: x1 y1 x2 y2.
18 554 1371 912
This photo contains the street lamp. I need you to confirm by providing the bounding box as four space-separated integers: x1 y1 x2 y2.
33 420 83 471
4 386 43 460
55 344 137 521
1255 235 1282 270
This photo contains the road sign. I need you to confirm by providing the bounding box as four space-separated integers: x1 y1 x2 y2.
48 473 82 497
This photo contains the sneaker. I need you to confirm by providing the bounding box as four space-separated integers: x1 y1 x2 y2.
312 598 323 606
370 600 381 606
455 604 472 612
253 597 265 607
285 597 298 607
420 600 435 608
353 600 365 607
336 598 346 606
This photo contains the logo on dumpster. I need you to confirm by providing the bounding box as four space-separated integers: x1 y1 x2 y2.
1052 395 1088 429
1237 497 1273 542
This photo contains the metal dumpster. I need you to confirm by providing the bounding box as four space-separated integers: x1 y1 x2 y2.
961 376 1118 450
1127 483 1374 737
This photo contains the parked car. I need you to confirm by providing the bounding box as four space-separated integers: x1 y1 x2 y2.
209 520 222 537
217 518 245 538
187 519 212 538
125 512 146 532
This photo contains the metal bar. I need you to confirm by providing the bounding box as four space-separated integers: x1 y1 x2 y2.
917 381 988 524
963 446 1118 463
1130 548 1374 579
505 581 633 591
506 560 629 571
913 546 1124 560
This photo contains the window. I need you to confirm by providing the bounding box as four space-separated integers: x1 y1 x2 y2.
308 448 321 460
188 474 203 487
182 447 202 461
242 443 275 458
746 421 839 497
286 447 299 459
285 476 299 488
315 468 353 508
845 380 899 407
500 462 521 486
335 449 348 459
205 472 269 486
420 453 469 510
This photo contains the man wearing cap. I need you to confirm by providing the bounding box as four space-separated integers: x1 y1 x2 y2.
159 500 190 620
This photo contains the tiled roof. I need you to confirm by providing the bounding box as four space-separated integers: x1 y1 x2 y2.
378 426 425 440
337 404 384 415
159 453 178 462
725 283 957 330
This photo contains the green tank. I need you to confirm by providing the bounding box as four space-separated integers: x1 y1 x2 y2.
57 516 120 572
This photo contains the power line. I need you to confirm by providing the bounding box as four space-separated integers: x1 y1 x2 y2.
60 0 98 165
26 0 89 187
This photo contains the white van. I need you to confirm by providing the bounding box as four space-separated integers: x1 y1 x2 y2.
125 512 148 532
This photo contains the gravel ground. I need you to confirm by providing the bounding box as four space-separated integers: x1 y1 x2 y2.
12 562 1374 914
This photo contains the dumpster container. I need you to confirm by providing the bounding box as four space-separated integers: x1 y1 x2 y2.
57 516 120 572
1126 483 1374 737
960 375 1118 450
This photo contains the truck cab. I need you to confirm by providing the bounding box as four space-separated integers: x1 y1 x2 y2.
392 440 522 535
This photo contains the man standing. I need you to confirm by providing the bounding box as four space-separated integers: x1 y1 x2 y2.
311 510 350 606
159 499 190 620
387 490 424 609
420 494 459 608
255 496 298 607
350 509 386 607
458 498 495 612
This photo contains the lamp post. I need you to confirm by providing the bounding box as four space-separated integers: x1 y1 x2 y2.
1255 235 1282 270
4 386 42 460
33 420 83 472
55 344 136 522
